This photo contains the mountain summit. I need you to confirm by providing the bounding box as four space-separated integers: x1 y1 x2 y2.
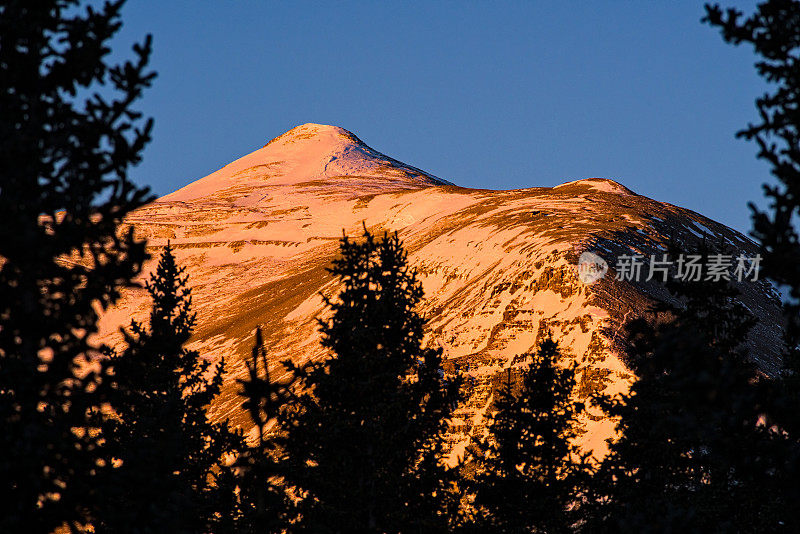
165 123 449 203
101 124 783 461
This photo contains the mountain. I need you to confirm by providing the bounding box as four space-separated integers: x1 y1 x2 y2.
98 123 784 461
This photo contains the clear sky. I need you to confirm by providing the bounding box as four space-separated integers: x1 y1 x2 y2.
115 1 767 234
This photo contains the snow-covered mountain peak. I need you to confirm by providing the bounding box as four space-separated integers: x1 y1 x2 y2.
263 123 364 149
554 178 636 196
107 126 783 462
162 124 449 204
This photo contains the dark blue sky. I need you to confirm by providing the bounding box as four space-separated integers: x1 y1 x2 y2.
116 1 766 233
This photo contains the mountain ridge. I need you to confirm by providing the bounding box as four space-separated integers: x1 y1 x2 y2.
99 124 783 461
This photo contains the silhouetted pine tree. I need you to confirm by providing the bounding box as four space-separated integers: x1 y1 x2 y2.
281 228 461 533
470 336 588 534
704 2 800 528
0 1 154 531
234 327 294 533
704 0 800 397
591 248 779 532
96 244 242 533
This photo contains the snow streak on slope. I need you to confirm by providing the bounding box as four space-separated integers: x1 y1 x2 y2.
99 123 783 462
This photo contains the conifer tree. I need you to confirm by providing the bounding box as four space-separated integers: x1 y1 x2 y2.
281 228 461 533
96 244 242 533
234 327 294 533
471 336 587 534
592 248 778 531
704 2 800 528
703 0 800 378
0 1 154 531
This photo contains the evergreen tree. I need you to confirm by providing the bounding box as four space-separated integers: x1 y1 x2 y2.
471 336 588 533
591 248 779 532
281 228 461 533
703 1 800 394
96 244 242 533
705 2 800 528
0 1 154 531
234 327 294 533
